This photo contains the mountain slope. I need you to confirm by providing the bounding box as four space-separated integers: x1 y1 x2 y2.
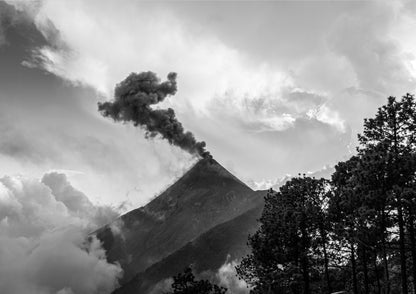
114 196 265 294
96 158 261 282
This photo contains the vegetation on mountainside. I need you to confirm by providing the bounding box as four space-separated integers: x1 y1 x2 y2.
166 267 227 294
236 94 416 294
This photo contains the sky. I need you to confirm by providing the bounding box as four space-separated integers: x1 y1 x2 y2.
1 1 416 293
0 0 416 209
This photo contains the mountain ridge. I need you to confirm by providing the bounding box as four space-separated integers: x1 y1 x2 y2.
113 197 266 294
96 158 262 283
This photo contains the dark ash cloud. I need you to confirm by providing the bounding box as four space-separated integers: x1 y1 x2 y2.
98 71 210 158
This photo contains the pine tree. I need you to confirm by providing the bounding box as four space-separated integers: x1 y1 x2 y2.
237 177 331 294
329 156 362 294
167 267 227 294
358 94 416 294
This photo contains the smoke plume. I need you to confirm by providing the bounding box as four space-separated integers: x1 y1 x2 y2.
98 72 210 158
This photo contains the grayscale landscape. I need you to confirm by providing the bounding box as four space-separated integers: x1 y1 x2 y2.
1 1 416 293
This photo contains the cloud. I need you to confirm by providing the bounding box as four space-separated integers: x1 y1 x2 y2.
196 257 250 294
3 0 416 194
41 172 119 226
0 1 18 46
3 0 354 185
208 87 344 133
0 99 195 208
150 258 250 294
0 0 43 47
328 0 416 96
215 259 250 294
0 172 122 294
0 119 58 164
19 0 349 135
248 164 335 191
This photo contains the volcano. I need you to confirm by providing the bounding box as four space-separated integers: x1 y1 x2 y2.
96 158 266 293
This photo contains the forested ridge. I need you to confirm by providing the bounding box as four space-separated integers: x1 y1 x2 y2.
234 94 416 294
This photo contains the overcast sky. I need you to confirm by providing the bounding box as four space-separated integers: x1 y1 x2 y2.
1 0 416 209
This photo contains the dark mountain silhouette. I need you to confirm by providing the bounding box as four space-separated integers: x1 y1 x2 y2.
96 158 263 284
114 194 266 294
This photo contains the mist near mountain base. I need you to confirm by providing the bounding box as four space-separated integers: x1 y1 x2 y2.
0 172 122 294
215 259 249 294
149 257 249 294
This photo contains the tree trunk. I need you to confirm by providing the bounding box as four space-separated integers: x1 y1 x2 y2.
300 217 310 294
381 208 390 294
407 207 416 293
351 242 359 294
301 260 310 294
398 202 409 294
392 112 408 294
362 247 370 294
321 228 332 293
373 251 382 294
301 236 310 293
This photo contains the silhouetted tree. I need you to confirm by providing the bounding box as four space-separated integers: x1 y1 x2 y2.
167 267 227 294
237 177 331 294
329 156 361 294
357 94 416 294
236 93 416 294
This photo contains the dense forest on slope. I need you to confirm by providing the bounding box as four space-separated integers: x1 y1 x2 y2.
235 94 416 294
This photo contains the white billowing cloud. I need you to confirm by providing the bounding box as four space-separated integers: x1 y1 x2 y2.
216 259 250 294
209 87 344 133
0 172 122 294
307 104 345 132
22 0 348 133
41 172 119 226
5 229 121 294
247 175 291 192
248 164 334 191
328 0 416 96
148 258 250 294
3 0 416 192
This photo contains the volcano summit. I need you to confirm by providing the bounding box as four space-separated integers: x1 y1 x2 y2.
96 158 267 293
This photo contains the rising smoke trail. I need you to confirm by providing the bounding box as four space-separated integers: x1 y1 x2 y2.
98 71 210 158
